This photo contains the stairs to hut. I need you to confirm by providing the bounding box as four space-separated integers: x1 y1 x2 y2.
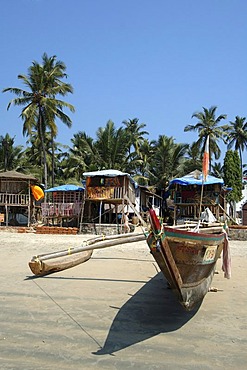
124 195 147 226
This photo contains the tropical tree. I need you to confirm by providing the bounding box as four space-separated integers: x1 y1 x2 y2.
95 120 129 170
122 118 149 156
184 106 227 170
0 134 24 171
223 150 242 218
62 131 99 181
127 138 155 185
24 131 64 184
223 116 247 177
149 135 189 189
2 53 75 188
211 161 224 179
183 142 203 174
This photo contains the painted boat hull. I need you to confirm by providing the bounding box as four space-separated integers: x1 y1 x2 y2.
147 212 226 310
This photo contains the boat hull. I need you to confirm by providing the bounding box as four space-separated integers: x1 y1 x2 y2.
147 226 225 310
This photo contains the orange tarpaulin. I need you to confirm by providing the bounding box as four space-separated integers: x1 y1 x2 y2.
31 185 44 201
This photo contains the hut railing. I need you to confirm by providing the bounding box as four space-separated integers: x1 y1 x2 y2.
86 186 136 204
0 193 29 206
41 202 82 217
174 203 221 220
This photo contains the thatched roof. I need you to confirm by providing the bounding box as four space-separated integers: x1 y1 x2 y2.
0 170 38 181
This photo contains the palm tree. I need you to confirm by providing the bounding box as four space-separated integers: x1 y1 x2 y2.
41 53 75 186
95 120 129 170
150 135 189 189
211 161 224 178
0 134 24 171
62 131 99 181
183 142 202 174
127 138 155 185
2 53 75 188
122 118 149 155
223 116 247 177
184 106 227 170
25 131 64 184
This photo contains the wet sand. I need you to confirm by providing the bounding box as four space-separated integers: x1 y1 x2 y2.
0 230 246 369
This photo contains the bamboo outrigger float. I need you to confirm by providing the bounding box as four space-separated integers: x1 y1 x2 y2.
29 232 146 276
146 209 229 310
29 249 93 276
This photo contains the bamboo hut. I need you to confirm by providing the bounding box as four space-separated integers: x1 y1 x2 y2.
0 171 39 227
168 170 227 224
81 169 146 233
41 184 85 227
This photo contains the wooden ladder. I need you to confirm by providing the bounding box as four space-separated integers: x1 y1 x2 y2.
124 195 147 226
79 198 86 231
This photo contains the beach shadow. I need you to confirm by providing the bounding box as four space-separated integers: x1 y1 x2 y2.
25 272 201 355
25 275 149 284
25 265 201 355
93 272 201 355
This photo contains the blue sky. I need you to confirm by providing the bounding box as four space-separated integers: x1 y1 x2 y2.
1 0 247 163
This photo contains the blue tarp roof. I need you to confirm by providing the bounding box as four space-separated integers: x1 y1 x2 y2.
169 171 224 187
45 184 84 192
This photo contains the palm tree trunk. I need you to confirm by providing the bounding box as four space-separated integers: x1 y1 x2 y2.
239 148 243 179
38 107 48 189
3 139 8 171
52 136 55 187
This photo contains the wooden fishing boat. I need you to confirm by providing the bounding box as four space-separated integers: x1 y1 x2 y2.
146 209 228 310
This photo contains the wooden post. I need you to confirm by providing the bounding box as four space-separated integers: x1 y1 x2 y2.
79 198 85 231
173 204 177 225
28 180 31 227
99 200 102 225
174 184 177 225
5 201 8 226
115 204 118 226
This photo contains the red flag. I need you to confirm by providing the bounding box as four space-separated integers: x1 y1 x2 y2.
202 135 209 181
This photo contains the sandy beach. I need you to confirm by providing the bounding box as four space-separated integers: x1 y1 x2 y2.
0 230 246 370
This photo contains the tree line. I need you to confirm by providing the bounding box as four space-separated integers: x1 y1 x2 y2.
1 53 247 206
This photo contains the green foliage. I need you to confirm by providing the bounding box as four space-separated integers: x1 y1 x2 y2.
122 118 149 156
223 150 242 203
3 53 74 188
148 135 189 189
0 134 24 171
95 120 129 170
184 106 227 167
183 142 202 174
128 138 155 186
223 116 247 176
211 162 224 178
61 131 99 182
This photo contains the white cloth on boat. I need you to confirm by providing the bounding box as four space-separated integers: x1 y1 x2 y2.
200 207 217 223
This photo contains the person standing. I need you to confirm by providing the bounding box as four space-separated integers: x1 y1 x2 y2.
123 212 130 233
